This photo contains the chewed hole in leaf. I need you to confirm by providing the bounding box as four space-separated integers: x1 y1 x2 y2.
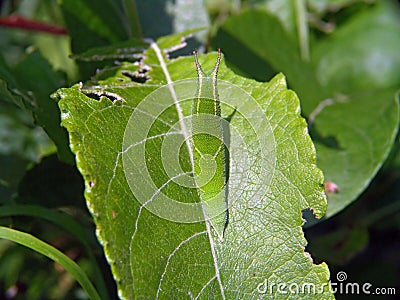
121 69 149 83
81 89 124 103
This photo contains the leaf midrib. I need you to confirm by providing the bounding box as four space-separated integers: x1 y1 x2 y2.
149 40 226 298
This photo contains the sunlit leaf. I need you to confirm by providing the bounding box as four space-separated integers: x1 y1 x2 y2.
56 35 332 298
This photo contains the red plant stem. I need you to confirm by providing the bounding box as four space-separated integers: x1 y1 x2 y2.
0 14 67 35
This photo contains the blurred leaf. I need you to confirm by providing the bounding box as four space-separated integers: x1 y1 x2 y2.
17 155 85 208
0 54 56 203
0 242 28 289
312 1 400 96
390 142 400 169
236 0 311 60
13 49 74 164
0 100 54 203
120 0 142 38
59 0 132 79
55 35 332 298
0 55 19 91
0 79 29 110
212 9 320 102
0 105 38 161
213 1 400 111
312 90 399 217
33 34 78 82
248 0 298 37
136 0 210 40
72 39 148 62
60 0 130 54
307 0 375 15
0 155 29 204
0 54 32 109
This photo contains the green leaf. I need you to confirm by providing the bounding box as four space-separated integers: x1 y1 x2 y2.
307 0 376 15
136 0 210 39
0 103 42 163
33 34 79 81
249 0 310 59
212 9 319 102
12 49 74 164
312 90 400 217
0 54 57 201
60 0 131 54
0 54 33 110
249 0 298 36
309 1 400 216
312 1 400 96
0 155 29 204
72 40 148 62
59 0 134 79
212 1 400 111
121 0 142 38
55 38 332 298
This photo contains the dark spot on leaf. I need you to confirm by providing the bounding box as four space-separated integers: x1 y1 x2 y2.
166 36 202 59
81 91 102 101
81 90 124 102
317 135 341 149
309 127 342 150
121 69 149 83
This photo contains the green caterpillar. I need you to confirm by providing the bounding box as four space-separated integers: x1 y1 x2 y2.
192 49 228 241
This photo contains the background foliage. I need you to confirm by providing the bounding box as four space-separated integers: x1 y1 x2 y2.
0 0 399 299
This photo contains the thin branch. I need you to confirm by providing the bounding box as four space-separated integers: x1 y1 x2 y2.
0 14 67 35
